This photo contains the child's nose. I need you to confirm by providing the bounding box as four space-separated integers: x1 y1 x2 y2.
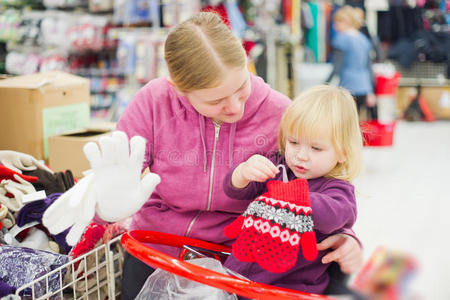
296 147 309 161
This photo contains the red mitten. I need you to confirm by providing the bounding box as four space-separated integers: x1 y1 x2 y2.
0 165 38 183
224 215 245 239
253 179 318 273
224 206 264 263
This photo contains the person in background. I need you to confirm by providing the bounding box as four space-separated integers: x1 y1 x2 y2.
116 12 363 299
327 5 376 121
223 85 363 296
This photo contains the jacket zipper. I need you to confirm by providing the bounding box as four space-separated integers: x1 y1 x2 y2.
185 121 221 237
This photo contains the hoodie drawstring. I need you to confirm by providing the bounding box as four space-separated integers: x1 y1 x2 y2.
228 123 236 167
198 115 207 173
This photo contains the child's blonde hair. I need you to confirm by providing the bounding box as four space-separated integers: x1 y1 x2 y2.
164 12 247 92
333 5 365 30
278 85 363 182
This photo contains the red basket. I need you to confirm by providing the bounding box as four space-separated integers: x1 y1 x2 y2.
121 230 331 300
375 72 401 96
361 121 396 147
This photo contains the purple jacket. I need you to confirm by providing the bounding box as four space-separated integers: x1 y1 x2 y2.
116 74 291 257
222 154 357 294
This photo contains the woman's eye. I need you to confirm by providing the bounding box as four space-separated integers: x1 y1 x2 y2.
312 146 322 151
209 100 223 105
288 140 297 145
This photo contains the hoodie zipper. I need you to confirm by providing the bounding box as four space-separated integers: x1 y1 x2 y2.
185 121 221 237
207 122 221 211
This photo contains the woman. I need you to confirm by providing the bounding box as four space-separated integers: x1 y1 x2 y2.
117 12 363 299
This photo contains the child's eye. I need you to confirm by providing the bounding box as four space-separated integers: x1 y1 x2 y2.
312 146 322 151
288 139 298 145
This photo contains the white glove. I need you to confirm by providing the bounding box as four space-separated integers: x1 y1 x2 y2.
83 131 160 222
0 150 54 174
0 175 36 212
42 173 97 246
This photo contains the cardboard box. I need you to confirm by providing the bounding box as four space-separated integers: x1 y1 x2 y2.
396 86 450 119
48 129 112 178
421 86 450 119
0 71 90 161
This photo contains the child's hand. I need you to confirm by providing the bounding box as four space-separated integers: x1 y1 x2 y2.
231 155 279 189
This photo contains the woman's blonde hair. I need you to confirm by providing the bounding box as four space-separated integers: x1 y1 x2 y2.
333 5 365 30
164 12 247 92
278 85 363 182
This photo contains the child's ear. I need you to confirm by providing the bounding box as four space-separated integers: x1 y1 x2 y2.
167 77 186 96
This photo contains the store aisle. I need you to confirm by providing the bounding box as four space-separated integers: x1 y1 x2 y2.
353 120 450 299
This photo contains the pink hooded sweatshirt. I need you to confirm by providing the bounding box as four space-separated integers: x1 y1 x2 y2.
116 74 290 256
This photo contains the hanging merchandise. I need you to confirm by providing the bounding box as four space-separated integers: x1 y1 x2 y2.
40 11 73 49
202 0 230 27
88 0 114 13
68 14 113 52
17 10 44 47
161 0 177 27
43 0 88 9
5 50 40 75
225 0 247 38
0 9 22 43
116 34 137 76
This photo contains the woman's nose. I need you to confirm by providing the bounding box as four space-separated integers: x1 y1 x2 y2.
224 95 241 114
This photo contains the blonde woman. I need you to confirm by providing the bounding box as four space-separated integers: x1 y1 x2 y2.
117 12 362 299
223 85 363 295
327 5 376 120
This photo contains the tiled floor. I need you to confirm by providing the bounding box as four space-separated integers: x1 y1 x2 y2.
353 120 450 299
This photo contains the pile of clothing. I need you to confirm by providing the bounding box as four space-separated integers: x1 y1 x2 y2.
0 150 121 298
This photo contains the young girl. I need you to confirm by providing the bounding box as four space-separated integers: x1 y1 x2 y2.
326 5 376 121
222 85 363 295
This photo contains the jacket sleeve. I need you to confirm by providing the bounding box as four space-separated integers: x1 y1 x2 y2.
116 85 155 170
222 165 267 200
222 153 282 200
309 179 357 235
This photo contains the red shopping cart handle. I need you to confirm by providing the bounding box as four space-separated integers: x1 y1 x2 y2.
121 230 332 300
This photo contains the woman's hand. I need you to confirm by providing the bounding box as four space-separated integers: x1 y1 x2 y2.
231 155 279 189
317 233 363 274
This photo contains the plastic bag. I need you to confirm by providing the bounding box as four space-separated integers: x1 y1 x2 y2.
0 245 69 298
136 257 238 300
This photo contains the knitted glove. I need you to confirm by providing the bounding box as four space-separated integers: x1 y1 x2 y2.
42 173 97 246
0 165 38 183
225 178 318 273
0 150 53 174
0 174 37 212
83 131 161 222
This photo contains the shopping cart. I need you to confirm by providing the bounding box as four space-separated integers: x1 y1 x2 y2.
13 236 123 300
121 230 332 300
